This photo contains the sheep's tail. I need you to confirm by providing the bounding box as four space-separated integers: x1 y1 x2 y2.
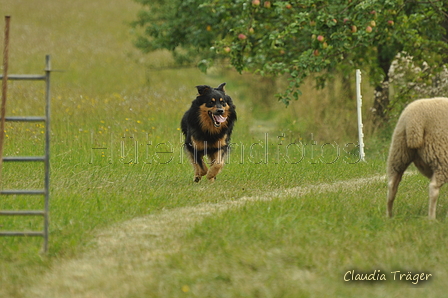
405 118 424 149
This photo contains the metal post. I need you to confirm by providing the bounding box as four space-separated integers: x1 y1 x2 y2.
0 16 11 173
43 55 51 253
356 69 366 162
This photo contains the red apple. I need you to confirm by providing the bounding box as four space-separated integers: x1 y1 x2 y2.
224 47 231 53
317 35 325 42
264 1 271 8
251 0 260 6
366 26 372 33
313 49 319 56
387 20 394 26
285 3 292 9
238 33 247 40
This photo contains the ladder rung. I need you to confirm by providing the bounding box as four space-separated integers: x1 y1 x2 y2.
0 231 44 237
0 210 45 216
3 156 45 162
0 74 46 81
0 189 46 195
3 116 46 122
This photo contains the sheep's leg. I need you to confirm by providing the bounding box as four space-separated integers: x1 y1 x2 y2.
387 145 414 218
428 176 442 220
387 171 404 218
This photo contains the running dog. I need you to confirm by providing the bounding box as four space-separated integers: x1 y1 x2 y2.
181 83 237 182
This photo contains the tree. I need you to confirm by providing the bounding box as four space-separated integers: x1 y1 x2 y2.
133 0 448 122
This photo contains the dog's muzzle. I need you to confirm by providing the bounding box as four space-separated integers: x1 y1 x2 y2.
208 110 227 127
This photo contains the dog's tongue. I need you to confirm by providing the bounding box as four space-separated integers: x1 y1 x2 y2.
214 115 227 123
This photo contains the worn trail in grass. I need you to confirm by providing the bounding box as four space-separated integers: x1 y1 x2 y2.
26 174 390 297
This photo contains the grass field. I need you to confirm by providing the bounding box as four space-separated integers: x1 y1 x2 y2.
1 1 448 297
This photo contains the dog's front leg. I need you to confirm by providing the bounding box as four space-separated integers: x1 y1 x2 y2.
206 150 226 182
193 159 208 182
186 148 207 182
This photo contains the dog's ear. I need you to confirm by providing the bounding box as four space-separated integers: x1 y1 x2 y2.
196 85 211 95
216 82 226 93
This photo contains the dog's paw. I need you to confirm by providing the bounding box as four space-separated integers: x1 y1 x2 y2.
194 176 201 183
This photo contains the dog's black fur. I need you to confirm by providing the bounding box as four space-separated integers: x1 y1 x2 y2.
181 83 237 182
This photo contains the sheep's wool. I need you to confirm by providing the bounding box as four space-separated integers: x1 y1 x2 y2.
387 97 448 219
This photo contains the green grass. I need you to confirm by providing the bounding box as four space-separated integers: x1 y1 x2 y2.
163 176 448 298
1 0 447 297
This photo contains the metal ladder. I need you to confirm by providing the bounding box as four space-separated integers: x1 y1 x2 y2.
0 55 51 252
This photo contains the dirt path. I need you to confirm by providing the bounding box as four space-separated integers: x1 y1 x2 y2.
26 174 388 297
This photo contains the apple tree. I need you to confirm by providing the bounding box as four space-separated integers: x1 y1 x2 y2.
133 0 448 122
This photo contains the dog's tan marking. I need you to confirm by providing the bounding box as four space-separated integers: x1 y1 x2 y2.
191 135 227 151
198 104 215 133
213 134 227 149
190 136 206 152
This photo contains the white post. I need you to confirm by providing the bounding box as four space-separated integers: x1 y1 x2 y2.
356 69 366 162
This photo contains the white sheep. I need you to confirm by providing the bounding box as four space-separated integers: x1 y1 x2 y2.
387 97 448 219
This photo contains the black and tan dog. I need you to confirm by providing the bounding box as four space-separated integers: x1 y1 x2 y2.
181 83 237 182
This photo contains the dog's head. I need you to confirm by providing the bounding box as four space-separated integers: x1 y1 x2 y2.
196 83 235 129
